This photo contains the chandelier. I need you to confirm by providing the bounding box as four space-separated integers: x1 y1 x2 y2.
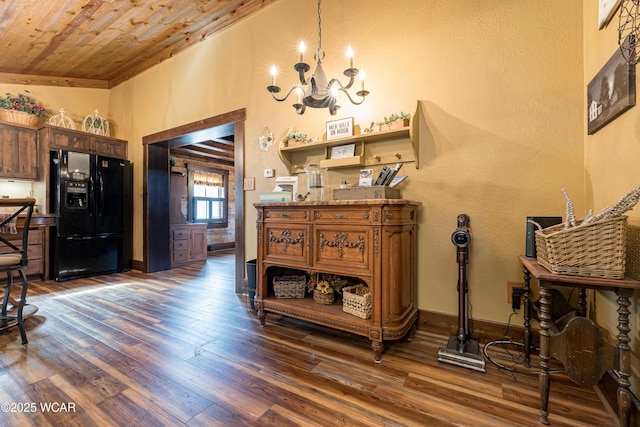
266 0 369 115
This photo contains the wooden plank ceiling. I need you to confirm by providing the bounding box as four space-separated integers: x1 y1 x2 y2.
0 0 276 89
0 0 276 163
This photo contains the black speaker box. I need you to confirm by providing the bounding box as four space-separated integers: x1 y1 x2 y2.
526 216 562 257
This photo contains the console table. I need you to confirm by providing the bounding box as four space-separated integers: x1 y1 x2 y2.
255 200 420 362
519 255 639 426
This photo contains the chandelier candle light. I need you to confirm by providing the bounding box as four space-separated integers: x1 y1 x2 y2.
267 0 369 115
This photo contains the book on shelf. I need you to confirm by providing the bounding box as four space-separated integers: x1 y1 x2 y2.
374 166 390 186
389 175 408 187
381 163 403 186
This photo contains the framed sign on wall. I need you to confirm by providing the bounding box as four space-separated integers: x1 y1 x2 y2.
598 0 622 30
326 117 354 140
587 39 636 134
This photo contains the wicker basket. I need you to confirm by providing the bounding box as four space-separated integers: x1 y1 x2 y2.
273 275 306 298
0 109 40 127
342 285 372 319
313 289 335 305
535 216 627 279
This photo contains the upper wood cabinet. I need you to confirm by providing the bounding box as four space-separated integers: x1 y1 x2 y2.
38 125 128 159
0 121 39 179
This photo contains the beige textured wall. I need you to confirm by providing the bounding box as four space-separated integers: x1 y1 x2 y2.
583 2 639 394
110 0 584 328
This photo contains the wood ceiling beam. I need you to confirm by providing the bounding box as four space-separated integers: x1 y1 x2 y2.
0 72 109 89
171 148 234 167
173 145 233 160
190 140 235 154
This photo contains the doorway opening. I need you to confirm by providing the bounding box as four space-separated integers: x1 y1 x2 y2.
142 109 246 293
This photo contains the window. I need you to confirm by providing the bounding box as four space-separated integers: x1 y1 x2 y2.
189 168 229 228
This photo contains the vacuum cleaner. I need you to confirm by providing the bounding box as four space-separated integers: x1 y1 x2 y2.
437 214 486 372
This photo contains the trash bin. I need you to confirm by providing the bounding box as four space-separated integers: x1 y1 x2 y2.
245 259 257 310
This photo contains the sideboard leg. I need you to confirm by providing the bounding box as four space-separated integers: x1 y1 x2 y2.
371 341 383 363
616 290 632 427
523 266 531 368
258 310 266 326
539 284 552 425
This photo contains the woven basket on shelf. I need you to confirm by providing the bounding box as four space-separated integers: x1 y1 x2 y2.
342 285 372 319
313 289 334 305
273 275 306 298
0 109 40 127
535 216 627 279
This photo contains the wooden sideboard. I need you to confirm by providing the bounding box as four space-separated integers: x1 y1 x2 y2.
254 200 420 362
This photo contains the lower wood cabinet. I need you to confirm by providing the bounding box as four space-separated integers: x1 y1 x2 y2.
170 223 207 267
0 227 45 280
254 200 420 362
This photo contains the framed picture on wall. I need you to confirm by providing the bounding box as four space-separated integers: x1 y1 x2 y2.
587 39 636 135
598 0 622 30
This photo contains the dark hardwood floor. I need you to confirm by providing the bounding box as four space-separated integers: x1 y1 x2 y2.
0 250 618 426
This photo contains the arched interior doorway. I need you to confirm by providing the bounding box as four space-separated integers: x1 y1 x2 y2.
141 109 246 293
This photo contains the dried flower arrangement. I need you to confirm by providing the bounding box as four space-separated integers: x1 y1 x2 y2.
308 273 349 294
529 184 640 231
0 90 46 118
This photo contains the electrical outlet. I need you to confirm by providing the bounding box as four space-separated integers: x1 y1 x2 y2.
507 281 523 304
263 168 275 178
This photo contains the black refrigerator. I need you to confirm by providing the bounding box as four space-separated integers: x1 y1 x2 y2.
50 150 133 281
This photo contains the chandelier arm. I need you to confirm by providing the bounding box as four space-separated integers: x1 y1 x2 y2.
326 76 355 92
270 86 300 103
296 66 310 85
336 87 367 106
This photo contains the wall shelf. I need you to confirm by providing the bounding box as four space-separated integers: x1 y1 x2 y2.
277 113 420 174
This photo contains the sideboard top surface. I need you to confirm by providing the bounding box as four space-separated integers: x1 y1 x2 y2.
254 199 422 208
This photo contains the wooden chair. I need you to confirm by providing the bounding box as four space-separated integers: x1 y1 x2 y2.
0 199 35 344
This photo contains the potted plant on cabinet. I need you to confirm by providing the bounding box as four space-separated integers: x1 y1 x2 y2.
308 273 349 305
0 90 46 127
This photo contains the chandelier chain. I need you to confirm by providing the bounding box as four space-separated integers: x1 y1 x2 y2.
316 0 323 62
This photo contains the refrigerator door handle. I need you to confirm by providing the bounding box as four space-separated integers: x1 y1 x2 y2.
89 175 94 217
98 170 105 217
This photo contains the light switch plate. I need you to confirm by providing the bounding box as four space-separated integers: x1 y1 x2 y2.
263 169 275 178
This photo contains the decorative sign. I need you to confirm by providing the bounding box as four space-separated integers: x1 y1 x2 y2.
326 117 354 140
331 143 356 159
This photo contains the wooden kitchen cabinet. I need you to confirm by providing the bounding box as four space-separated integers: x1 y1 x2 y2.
170 223 207 267
254 200 420 362
0 228 45 279
38 124 128 159
0 121 38 179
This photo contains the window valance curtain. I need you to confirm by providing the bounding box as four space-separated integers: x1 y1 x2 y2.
193 171 223 187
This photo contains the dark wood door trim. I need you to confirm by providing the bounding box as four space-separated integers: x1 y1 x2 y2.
142 108 246 293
